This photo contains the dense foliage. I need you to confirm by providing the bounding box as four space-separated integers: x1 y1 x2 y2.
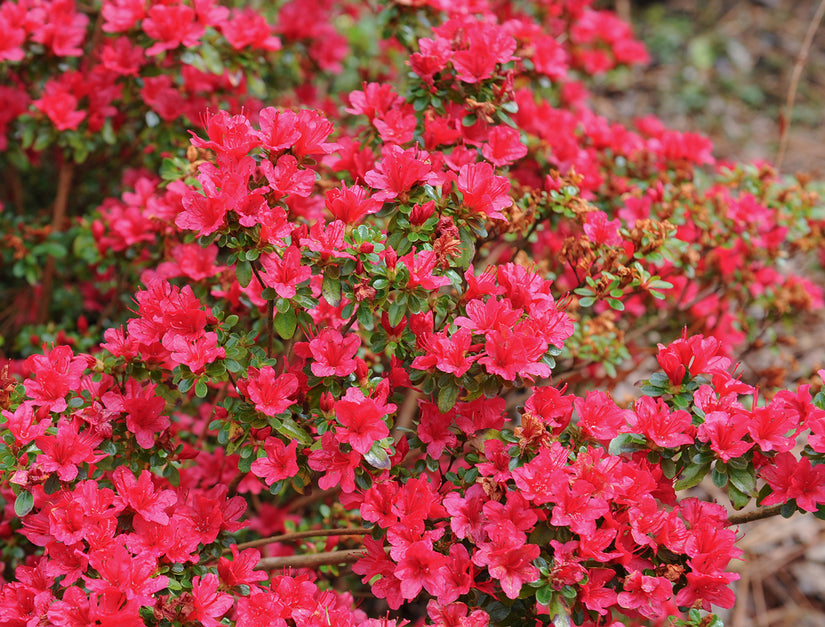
2 1 825 625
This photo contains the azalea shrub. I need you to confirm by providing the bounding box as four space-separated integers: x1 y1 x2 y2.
2 0 825 626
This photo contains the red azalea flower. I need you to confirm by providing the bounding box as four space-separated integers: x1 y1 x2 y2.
111 466 177 526
250 437 299 486
238 367 298 416
472 528 539 599
184 574 234 627
457 162 512 221
35 420 104 482
259 246 311 299
333 387 394 455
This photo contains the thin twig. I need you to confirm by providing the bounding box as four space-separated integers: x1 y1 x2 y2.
511 218 542 259
266 300 274 358
249 262 276 357
341 309 359 335
255 548 366 571
731 557 750 627
232 528 371 552
728 504 786 526
286 486 341 513
392 388 422 440
776 0 825 171
37 162 74 325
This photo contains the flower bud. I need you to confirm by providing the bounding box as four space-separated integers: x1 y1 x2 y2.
250 426 272 440
409 201 435 226
320 391 335 414
383 247 397 272
381 311 406 338
354 358 369 384
409 311 433 339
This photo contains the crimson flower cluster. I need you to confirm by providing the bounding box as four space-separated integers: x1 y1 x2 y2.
2 0 825 626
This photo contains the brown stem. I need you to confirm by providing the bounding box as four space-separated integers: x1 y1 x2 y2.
6 168 25 215
255 548 366 571
249 262 275 357
341 309 359 335
511 218 542 259
37 162 75 325
250 259 267 290
727 504 786 526
776 0 825 171
232 528 371 552
286 486 341 513
266 299 274 358
279 335 296 374
392 388 422 440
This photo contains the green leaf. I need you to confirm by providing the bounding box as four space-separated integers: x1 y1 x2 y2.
437 379 460 413
640 384 666 397
236 261 253 288
164 464 181 487
535 585 554 606
728 464 755 495
37 241 67 259
728 483 751 510
14 491 34 518
674 462 711 491
322 266 342 306
387 299 406 327
500 100 519 113
44 474 61 494
496 109 517 128
199 41 224 74
606 298 625 311
274 308 298 340
160 157 184 181
357 304 373 329
225 359 244 373
711 466 728 488
275 416 312 446
364 442 391 470
608 433 647 455
813 503 825 521
195 379 208 398
454 227 476 270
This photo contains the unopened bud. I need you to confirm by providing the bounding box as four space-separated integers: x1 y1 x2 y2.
250 426 272 440
384 248 397 272
409 201 435 226
381 311 407 337
320 391 335 414
354 358 369 384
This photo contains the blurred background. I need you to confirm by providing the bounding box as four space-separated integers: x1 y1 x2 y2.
595 0 825 176
598 2 825 625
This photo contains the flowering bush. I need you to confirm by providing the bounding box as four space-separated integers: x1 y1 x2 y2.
2 0 825 625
